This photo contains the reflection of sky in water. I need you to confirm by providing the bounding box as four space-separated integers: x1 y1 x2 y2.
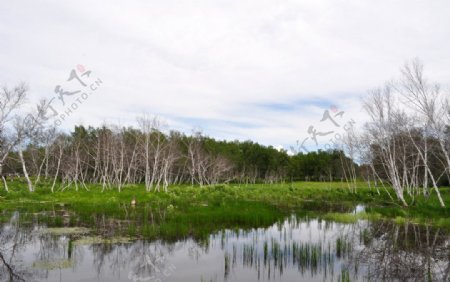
1 214 449 282
353 204 365 214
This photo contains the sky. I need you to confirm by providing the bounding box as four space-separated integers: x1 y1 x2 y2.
1 0 449 152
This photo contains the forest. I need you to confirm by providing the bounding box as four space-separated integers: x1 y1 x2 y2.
1 124 358 190
0 60 449 209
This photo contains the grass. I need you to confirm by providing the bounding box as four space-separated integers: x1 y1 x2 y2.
0 180 449 237
322 212 383 224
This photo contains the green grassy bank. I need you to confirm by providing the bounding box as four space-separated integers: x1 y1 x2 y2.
1 181 449 236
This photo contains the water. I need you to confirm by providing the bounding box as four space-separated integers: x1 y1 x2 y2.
0 211 449 281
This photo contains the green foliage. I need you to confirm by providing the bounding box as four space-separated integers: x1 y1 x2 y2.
1 181 449 235
288 150 353 181
3 124 360 184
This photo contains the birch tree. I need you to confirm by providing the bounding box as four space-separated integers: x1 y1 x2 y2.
13 99 51 192
363 86 409 206
397 59 447 206
0 83 27 192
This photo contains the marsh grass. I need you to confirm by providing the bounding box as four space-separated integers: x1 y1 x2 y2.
322 212 383 224
1 181 449 236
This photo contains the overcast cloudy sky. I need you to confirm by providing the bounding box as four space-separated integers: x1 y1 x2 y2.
1 0 449 151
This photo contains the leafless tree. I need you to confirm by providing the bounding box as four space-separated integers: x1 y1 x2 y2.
361 60 448 207
0 83 27 192
363 86 409 206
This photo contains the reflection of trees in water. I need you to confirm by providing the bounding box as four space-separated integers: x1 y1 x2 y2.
0 212 36 281
0 211 86 282
354 221 450 281
1 211 449 282
90 239 181 281
0 210 184 281
34 233 84 280
214 217 357 281
214 217 450 281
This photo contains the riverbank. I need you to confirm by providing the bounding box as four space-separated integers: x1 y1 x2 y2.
1 181 449 232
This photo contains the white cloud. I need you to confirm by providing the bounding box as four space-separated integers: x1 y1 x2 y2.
1 0 449 149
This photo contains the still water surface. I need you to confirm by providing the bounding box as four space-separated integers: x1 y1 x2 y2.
0 210 449 281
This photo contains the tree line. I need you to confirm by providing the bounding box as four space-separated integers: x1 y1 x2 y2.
1 59 448 208
0 112 356 193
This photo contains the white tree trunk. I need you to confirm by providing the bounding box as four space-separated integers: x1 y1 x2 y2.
18 149 34 192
